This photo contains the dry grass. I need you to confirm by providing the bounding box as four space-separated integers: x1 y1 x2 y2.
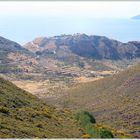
55 64 140 138
74 76 103 83
12 80 49 95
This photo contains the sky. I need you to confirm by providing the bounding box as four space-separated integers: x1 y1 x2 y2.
0 1 140 44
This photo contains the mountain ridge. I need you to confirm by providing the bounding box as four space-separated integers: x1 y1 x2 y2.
0 36 31 54
0 35 139 98
24 34 140 60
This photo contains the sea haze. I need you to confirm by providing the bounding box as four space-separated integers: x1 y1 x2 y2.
0 16 140 44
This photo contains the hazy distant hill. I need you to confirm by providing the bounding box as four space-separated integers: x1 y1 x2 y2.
56 64 140 138
0 36 31 64
0 35 139 97
24 34 140 60
0 36 43 80
0 35 126 82
0 36 29 53
132 15 140 19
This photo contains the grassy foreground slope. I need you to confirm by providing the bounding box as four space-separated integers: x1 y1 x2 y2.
0 77 82 138
59 64 140 137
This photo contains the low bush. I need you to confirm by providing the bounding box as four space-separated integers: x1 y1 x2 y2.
100 128 114 138
0 106 9 114
75 111 96 127
75 111 114 138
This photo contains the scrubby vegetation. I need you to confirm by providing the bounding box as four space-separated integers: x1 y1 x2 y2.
100 128 114 138
75 111 96 127
58 64 140 138
0 76 128 138
0 77 82 138
75 111 114 138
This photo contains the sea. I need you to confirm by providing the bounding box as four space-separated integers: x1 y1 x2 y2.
0 16 140 44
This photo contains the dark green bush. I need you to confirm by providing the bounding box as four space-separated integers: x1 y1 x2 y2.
0 106 9 114
36 123 43 128
83 111 96 124
100 128 114 138
85 124 93 135
0 124 5 129
75 111 96 127
75 111 114 138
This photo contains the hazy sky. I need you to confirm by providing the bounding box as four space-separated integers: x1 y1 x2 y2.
0 1 140 44
0 1 140 18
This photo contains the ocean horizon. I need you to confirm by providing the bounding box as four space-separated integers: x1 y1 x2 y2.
0 16 140 45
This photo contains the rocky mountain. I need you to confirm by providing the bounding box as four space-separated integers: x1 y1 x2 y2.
0 36 31 64
0 36 29 53
0 36 41 79
0 36 117 80
0 35 139 98
24 34 140 60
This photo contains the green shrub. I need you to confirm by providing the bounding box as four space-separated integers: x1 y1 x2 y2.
0 124 4 129
36 123 43 128
100 128 114 138
83 111 96 124
75 111 96 127
75 111 114 138
0 106 9 114
85 123 94 136
85 124 100 138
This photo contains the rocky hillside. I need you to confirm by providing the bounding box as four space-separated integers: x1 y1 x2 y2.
0 35 117 80
54 64 140 138
0 35 140 138
0 36 37 75
0 36 30 53
0 35 139 98
24 34 140 60
0 77 83 138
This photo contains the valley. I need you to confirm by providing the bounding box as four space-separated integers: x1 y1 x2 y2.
52 64 140 138
0 34 140 138
0 35 139 98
